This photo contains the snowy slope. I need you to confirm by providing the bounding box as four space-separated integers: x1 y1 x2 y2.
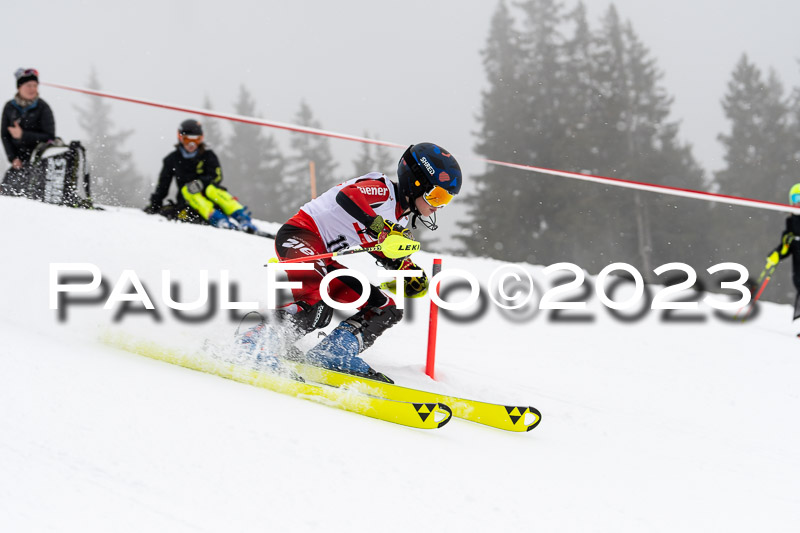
2 195 800 532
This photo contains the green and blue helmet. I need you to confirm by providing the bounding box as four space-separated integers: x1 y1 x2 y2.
790 183 800 205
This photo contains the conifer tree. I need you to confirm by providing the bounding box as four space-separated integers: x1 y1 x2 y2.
74 67 146 207
709 56 796 289
465 1 706 272
516 0 568 169
200 95 225 152
715 55 793 202
539 1 612 266
498 0 586 265
284 101 338 214
559 2 597 165
221 85 284 221
458 0 534 259
579 6 706 272
352 132 394 177
792 81 800 182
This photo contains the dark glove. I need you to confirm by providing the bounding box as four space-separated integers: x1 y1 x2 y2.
368 215 413 243
381 259 429 298
404 271 429 298
780 232 795 255
143 202 161 215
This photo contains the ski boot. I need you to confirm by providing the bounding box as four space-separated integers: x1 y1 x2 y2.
234 321 282 372
208 209 233 229
236 314 305 378
305 322 394 383
230 208 258 233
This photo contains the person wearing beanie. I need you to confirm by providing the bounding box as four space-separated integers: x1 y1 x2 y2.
15 69 39 88
1 68 56 197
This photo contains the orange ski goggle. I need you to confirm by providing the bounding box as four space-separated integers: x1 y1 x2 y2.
423 185 454 208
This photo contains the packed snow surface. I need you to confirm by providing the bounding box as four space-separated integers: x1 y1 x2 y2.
2 196 799 532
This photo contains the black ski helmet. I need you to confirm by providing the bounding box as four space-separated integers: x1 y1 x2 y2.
179 119 203 136
398 141 462 208
397 142 461 230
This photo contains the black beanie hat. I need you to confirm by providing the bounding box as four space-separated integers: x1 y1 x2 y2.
15 68 38 88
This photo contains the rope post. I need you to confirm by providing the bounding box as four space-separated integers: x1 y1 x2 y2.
309 161 317 199
426 258 442 379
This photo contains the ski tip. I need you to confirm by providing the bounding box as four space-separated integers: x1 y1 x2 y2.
436 402 453 428
525 406 542 431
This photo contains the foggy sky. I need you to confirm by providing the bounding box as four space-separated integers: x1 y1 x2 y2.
2 0 798 200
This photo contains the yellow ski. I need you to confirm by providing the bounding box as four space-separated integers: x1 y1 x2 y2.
285 362 542 432
101 333 452 430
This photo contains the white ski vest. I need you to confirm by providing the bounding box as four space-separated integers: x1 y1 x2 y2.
300 172 408 252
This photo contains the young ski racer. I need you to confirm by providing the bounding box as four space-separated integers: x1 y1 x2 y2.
240 142 462 381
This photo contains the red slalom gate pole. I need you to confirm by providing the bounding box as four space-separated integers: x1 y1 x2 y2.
426 258 442 379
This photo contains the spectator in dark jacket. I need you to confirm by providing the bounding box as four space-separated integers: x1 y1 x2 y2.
143 118 258 232
761 183 800 325
1 68 56 196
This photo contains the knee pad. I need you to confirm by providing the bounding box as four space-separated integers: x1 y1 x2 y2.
346 304 403 349
287 300 334 335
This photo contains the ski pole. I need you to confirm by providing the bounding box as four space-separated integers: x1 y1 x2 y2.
738 276 771 322
737 265 776 321
265 234 421 265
